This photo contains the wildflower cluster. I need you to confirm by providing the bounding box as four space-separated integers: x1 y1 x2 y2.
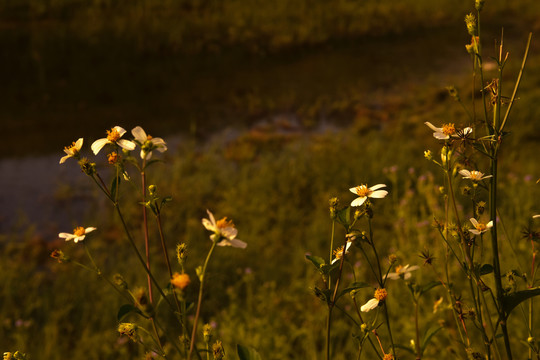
52 125 252 359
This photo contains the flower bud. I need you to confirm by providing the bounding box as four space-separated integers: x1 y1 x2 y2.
171 272 191 290
329 197 339 220
177 243 187 265
213 340 225 360
50 249 69 263
113 274 128 290
465 13 477 36
79 158 96 176
133 287 154 317
475 0 485 11
203 323 213 343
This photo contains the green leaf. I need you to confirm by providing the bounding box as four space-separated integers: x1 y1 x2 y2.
393 343 415 355
117 304 143 321
420 281 442 295
477 263 494 276
502 287 540 316
110 174 121 200
336 206 351 228
338 282 370 300
237 344 262 360
160 196 173 207
421 325 443 354
305 255 326 269
143 159 162 170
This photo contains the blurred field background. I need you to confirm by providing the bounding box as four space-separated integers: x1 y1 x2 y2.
1 0 540 358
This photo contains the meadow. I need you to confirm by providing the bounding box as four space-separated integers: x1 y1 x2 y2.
2 1 540 359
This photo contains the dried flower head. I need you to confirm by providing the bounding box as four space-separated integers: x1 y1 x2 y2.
50 249 69 263
118 323 139 342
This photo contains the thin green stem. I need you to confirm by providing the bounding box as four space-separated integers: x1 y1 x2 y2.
188 240 218 360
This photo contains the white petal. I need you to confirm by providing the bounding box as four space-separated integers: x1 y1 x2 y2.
463 127 473 135
469 218 479 228
425 122 442 132
117 139 136 151
58 232 73 239
351 197 367 207
433 132 449 140
113 126 127 137
206 210 216 226
369 190 388 199
486 221 493 228
202 218 216 232
85 227 97 234
91 138 109 155
384 273 399 280
369 184 387 191
361 298 379 312
228 239 247 249
131 126 147 143
469 229 481 235
73 235 86 243
533 215 540 219
59 154 70 164
75 138 84 150
459 169 471 178
349 187 359 194
221 226 238 239
407 265 420 272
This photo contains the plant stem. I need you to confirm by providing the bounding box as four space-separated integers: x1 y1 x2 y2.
188 240 218 360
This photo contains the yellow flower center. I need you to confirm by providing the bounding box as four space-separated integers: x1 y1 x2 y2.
355 185 371 197
216 217 234 229
333 246 345 260
374 288 387 301
442 123 456 135
73 227 85 236
106 128 121 142
394 265 403 274
475 223 487 232
147 135 153 140
171 272 191 290
383 354 394 360
469 171 482 180
64 141 79 155
107 152 120 164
